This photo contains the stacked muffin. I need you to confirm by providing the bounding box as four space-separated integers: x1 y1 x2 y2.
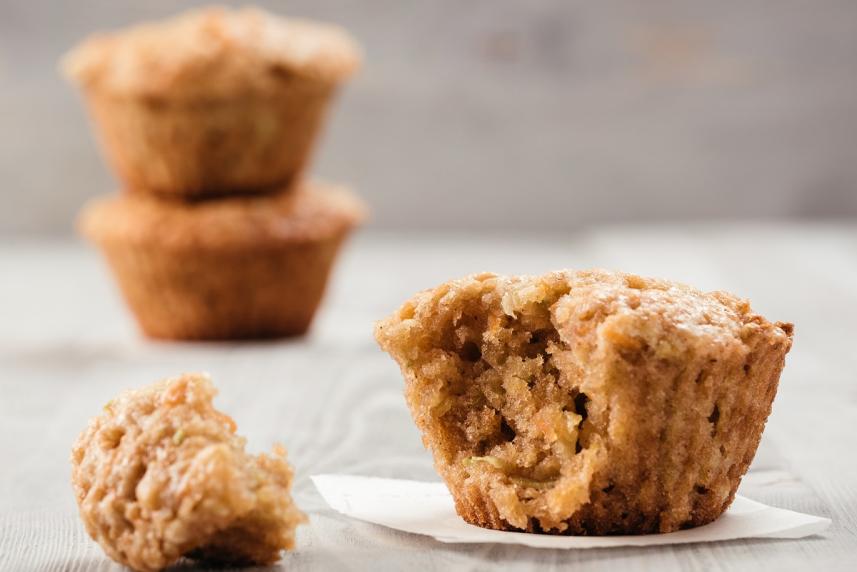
63 7 366 340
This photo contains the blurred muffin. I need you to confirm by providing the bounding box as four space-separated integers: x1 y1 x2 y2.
62 6 361 197
375 270 793 534
79 181 366 340
72 373 306 572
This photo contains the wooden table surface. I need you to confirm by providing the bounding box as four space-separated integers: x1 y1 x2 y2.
1 224 855 571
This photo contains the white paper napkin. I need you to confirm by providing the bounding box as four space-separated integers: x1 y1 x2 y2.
312 474 830 548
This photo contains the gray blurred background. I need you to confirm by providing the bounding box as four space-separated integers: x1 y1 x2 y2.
1 0 856 235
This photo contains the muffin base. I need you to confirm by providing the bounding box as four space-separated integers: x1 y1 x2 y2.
86 83 336 198
452 484 727 535
96 235 346 340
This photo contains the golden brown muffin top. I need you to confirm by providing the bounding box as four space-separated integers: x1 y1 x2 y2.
62 6 361 99
378 269 793 364
79 181 367 250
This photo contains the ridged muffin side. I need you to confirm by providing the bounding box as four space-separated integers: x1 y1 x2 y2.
79 181 366 340
375 270 792 534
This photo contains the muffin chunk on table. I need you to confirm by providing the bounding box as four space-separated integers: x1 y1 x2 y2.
375 270 793 535
71 373 306 572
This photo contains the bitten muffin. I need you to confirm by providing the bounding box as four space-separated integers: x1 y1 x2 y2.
62 6 361 197
375 270 793 535
79 181 366 340
71 373 307 572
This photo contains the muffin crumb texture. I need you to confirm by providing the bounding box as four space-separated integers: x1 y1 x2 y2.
375 270 793 534
71 373 306 572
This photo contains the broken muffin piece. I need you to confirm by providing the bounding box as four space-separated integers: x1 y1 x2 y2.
375 270 793 535
71 373 306 572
